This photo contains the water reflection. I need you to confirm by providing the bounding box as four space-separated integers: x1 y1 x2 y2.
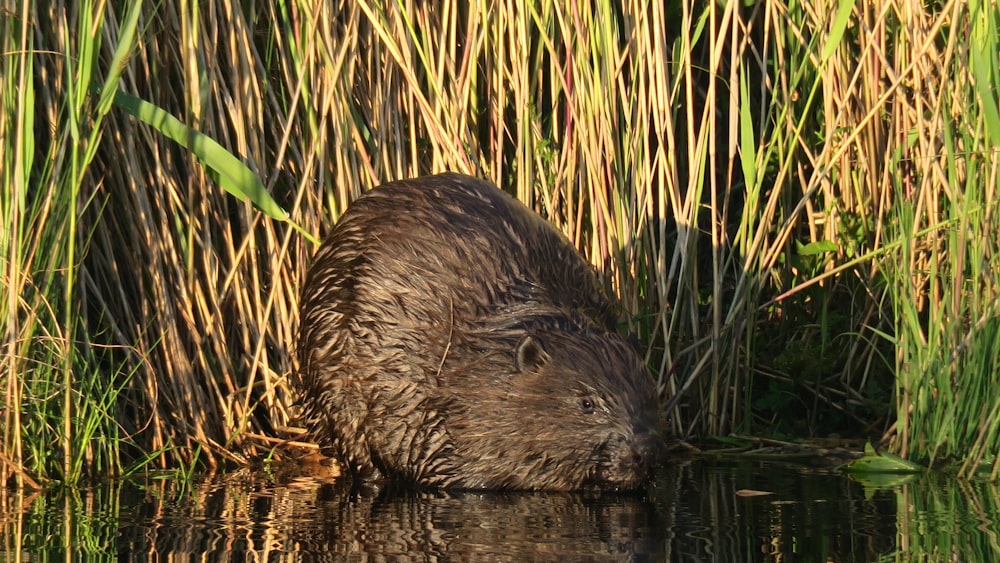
7 459 989 561
293 485 663 561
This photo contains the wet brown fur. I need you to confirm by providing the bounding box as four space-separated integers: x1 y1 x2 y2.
297 173 664 490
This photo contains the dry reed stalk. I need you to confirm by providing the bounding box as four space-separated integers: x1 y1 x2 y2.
7 0 996 481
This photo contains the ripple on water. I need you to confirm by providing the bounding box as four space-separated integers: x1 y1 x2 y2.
11 460 993 561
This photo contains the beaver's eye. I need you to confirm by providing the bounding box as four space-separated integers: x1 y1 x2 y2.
579 398 595 413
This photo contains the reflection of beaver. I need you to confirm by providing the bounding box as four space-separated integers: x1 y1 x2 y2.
293 484 667 560
296 173 664 490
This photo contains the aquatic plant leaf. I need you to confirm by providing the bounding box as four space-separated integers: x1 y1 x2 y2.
846 444 925 474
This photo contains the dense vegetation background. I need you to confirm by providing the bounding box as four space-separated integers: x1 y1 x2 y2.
2 0 998 485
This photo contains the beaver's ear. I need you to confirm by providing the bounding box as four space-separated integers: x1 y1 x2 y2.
515 335 549 374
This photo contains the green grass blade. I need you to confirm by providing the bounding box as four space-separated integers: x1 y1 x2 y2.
96 0 144 115
111 89 320 245
822 0 856 62
111 90 289 221
738 64 757 194
968 3 1000 148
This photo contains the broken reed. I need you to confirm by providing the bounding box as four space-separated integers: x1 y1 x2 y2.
2 0 998 485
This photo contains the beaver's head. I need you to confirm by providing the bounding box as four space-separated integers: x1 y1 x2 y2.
425 306 665 491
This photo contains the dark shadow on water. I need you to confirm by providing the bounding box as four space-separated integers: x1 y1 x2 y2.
7 459 985 561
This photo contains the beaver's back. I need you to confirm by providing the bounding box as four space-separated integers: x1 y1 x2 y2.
301 173 614 323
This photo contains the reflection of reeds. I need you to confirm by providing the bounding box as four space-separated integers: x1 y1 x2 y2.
1 1 997 484
893 475 1000 561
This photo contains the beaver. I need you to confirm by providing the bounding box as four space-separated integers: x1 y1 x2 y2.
296 173 664 490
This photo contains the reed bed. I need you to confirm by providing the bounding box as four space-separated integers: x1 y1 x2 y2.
886 0 1000 477
1 0 997 485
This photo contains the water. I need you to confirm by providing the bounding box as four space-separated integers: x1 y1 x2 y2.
4 460 996 561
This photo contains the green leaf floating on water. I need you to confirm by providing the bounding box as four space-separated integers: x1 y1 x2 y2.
846 443 925 474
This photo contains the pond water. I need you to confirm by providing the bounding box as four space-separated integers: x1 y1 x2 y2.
3 459 997 561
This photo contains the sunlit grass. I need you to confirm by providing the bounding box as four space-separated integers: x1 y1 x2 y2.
1 0 998 484
1 0 149 485
880 0 1000 477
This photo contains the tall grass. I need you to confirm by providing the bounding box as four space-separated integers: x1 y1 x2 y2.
1 0 997 484
2 1 147 485
886 0 1000 477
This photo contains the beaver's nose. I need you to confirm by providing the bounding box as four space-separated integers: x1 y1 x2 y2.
628 430 666 471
